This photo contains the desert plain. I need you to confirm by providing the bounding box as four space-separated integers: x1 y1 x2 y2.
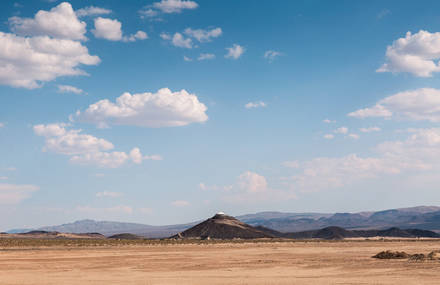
1 239 439 285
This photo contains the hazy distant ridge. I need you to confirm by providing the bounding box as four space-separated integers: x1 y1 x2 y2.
7 206 440 237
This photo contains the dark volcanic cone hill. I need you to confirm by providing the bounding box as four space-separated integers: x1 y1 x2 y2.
171 213 275 239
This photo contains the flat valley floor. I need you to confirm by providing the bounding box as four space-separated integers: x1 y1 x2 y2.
1 240 439 284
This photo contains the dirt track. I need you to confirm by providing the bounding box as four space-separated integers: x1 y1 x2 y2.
1 240 439 284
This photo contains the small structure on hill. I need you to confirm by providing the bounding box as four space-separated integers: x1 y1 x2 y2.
171 213 274 239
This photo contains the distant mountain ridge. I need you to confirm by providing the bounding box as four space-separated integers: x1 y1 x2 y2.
239 206 440 233
7 205 440 237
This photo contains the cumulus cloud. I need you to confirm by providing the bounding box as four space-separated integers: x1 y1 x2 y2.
323 134 334 139
92 17 147 42
96 191 122 198
264 50 283 62
33 123 159 168
198 53 215 60
129 147 162 164
288 128 440 192
9 2 86 40
153 0 198 13
92 17 121 40
334 127 348 134
360 127 381 133
377 30 440 77
348 134 360 140
0 3 101 89
184 27 222 42
171 200 190 207
76 6 112 17
323 119 335 123
245 101 266 109
160 33 171 40
171 32 192 48
57 85 84 94
140 0 197 19
183 56 192 61
139 8 159 19
238 171 267 193
33 123 113 155
76 88 208 128
0 183 39 204
348 88 440 122
0 123 4 128
225 44 245 59
70 151 129 168
0 32 100 89
125 31 148 42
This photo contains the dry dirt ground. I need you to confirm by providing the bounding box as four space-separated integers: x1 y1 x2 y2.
1 240 439 284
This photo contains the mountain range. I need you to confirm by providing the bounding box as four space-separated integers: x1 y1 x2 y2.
7 205 440 237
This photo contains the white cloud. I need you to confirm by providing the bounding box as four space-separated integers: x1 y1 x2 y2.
288 128 440 192
160 33 171 40
360 127 381 133
245 101 266 109
139 8 159 19
238 171 267 193
323 119 335 123
92 17 122 41
33 123 113 155
198 53 215 60
34 123 158 168
199 182 207 190
377 30 440 77
76 205 133 214
9 2 86 40
0 183 39 204
70 151 129 168
264 50 283 62
171 32 192 48
144 154 163 161
163 28 221 48
348 88 440 122
0 32 100 89
184 27 222 42
129 148 162 164
0 123 4 128
348 134 360 140
76 88 208 128
57 85 84 94
334 127 348 134
96 191 122 198
171 200 190 207
153 0 198 13
183 56 192 61
76 6 112 17
225 44 245 59
0 176 8 180
323 134 334 139
125 31 148 42
348 104 392 118
92 17 147 42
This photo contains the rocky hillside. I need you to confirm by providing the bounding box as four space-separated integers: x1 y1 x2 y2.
172 213 274 239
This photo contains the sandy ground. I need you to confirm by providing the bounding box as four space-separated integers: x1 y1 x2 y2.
1 240 439 284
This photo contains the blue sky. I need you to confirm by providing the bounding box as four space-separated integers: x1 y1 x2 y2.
1 0 440 230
